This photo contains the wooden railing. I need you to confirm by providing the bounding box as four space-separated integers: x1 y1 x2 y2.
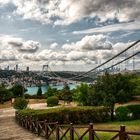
15 112 140 140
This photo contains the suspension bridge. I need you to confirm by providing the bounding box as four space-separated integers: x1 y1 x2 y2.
39 40 140 84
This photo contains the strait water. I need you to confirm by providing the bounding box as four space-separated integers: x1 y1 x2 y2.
26 83 77 95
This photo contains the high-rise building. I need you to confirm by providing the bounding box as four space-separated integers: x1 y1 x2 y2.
16 64 18 72
26 66 29 72
7 65 9 70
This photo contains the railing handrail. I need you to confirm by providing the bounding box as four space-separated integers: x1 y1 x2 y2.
15 112 140 140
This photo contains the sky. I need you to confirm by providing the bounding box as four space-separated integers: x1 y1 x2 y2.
0 0 140 71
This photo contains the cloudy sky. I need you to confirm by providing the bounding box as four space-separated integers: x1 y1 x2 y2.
0 0 140 71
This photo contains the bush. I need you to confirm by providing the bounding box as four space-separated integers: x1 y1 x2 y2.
47 96 59 107
127 105 140 119
17 106 110 124
115 106 132 121
13 98 28 110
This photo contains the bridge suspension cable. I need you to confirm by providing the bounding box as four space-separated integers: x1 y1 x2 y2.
44 40 140 81
67 40 140 80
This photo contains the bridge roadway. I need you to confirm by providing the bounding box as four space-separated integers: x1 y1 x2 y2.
0 104 48 140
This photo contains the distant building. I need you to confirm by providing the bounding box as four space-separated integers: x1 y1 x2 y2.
26 66 29 72
16 64 18 72
7 65 9 70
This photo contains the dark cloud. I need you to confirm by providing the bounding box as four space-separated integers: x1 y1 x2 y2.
8 41 23 47
7 38 40 53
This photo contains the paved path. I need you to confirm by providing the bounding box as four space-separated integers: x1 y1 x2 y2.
0 103 48 140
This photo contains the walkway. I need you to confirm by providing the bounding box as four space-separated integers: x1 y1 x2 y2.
0 104 47 140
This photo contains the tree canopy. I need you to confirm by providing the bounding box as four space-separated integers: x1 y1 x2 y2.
0 86 13 104
45 86 57 98
37 86 42 96
61 83 73 103
10 84 25 97
94 72 134 120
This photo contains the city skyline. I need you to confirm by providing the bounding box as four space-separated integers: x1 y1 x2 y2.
0 0 140 71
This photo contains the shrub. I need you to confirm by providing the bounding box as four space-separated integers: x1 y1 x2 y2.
127 105 140 119
13 98 28 110
17 106 110 124
115 106 132 121
47 96 59 107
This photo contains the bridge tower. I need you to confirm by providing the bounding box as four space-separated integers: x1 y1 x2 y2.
42 65 49 74
42 65 49 85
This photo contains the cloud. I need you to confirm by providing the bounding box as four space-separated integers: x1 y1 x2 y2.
50 42 58 49
19 40 40 53
0 0 140 25
22 34 138 68
62 34 112 51
0 33 139 71
73 21 140 34
0 50 18 62
0 35 40 53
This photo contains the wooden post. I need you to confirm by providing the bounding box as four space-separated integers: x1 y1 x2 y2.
70 123 74 140
89 123 94 140
119 125 126 140
44 120 49 139
56 122 59 140
29 116 32 131
25 116 28 129
37 119 40 136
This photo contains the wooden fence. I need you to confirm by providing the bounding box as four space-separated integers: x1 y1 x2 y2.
15 112 140 140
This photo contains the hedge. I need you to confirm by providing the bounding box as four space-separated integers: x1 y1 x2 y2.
127 104 140 119
17 106 110 124
115 104 140 121
115 106 131 121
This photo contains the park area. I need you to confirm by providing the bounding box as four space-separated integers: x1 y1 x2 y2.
0 73 140 139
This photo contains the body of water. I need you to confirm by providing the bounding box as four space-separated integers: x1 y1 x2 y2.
26 83 77 95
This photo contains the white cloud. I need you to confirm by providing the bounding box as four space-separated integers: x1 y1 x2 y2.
0 35 40 53
22 34 139 69
0 34 139 71
62 34 112 51
0 50 18 61
0 0 140 25
73 21 140 34
50 42 58 49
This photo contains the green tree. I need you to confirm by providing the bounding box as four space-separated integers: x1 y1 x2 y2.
130 75 140 95
0 87 13 104
10 84 24 97
73 83 89 106
62 83 73 104
94 72 134 120
45 86 57 98
37 86 42 96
